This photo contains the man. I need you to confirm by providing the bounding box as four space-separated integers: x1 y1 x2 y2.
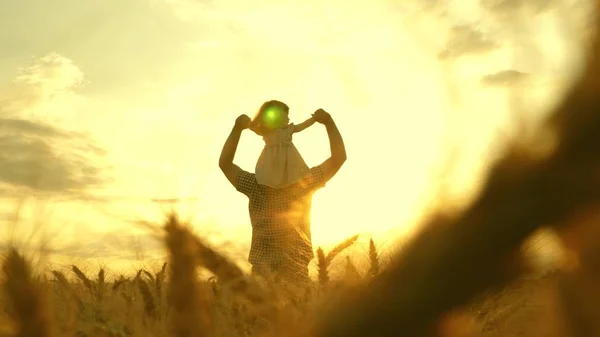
218 107 347 282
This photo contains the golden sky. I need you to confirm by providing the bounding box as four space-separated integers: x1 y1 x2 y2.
0 0 595 272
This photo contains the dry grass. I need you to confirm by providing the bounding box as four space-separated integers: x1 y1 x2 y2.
3 4 600 337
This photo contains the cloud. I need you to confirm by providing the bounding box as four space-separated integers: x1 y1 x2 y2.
13 53 85 94
0 118 70 138
480 0 559 14
151 0 230 21
438 24 499 60
481 70 529 86
0 133 103 193
1 53 86 122
480 0 523 12
0 53 107 196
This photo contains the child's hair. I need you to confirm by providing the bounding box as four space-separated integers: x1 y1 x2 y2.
251 100 289 136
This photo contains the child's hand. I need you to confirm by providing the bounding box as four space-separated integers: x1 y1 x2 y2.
248 121 260 134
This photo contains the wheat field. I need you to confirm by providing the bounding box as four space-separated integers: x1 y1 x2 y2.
0 218 567 337
4 4 600 337
0 210 598 337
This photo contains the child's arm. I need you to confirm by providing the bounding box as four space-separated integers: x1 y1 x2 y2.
293 116 316 133
248 121 262 136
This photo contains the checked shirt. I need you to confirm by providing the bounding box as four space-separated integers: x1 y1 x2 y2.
235 165 326 269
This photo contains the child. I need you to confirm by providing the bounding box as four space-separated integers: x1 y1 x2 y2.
249 100 316 188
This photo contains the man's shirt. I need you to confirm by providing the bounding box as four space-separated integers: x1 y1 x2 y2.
235 166 326 266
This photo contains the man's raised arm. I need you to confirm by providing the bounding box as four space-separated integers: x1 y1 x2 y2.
219 114 250 187
313 109 347 182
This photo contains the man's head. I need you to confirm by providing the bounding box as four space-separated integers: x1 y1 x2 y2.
251 100 290 135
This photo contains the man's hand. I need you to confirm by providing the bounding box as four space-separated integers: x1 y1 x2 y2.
312 108 346 183
234 114 251 131
312 108 333 125
220 115 249 187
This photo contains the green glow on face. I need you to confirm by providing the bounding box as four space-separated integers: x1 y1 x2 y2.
262 107 285 129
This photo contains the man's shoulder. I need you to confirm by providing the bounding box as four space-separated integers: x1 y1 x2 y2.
295 165 326 191
307 165 325 181
237 169 256 180
235 169 259 196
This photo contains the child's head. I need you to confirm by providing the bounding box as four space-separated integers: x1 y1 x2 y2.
251 100 290 135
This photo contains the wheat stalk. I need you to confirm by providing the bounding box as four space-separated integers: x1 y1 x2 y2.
97 268 105 303
155 262 167 298
137 278 157 320
368 239 380 277
343 257 361 284
51 270 84 311
325 235 359 263
155 262 167 313
316 235 360 287
316 248 329 287
187 228 273 307
71 265 94 299
142 269 155 283
112 278 126 292
2 249 53 337
164 212 212 337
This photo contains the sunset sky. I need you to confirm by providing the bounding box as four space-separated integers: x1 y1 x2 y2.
0 0 595 272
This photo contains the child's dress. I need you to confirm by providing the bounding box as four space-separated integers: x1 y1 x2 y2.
255 124 310 188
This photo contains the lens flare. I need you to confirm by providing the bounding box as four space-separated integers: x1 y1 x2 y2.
262 107 285 129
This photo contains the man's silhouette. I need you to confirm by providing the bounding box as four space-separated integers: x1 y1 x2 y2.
218 107 346 282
